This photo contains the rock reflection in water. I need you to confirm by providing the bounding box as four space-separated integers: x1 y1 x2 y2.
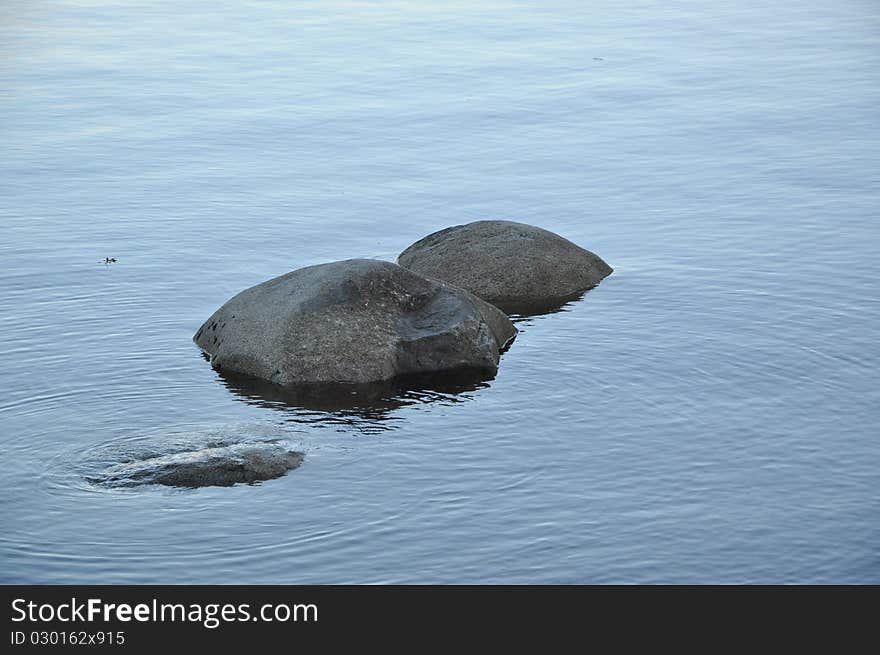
214 367 493 433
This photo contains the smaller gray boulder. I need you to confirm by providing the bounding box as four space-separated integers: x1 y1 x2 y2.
92 442 303 488
398 220 612 314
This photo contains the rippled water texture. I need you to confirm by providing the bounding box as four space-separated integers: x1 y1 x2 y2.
1 0 878 583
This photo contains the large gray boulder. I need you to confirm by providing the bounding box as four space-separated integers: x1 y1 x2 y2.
194 259 516 386
92 442 303 488
398 220 612 314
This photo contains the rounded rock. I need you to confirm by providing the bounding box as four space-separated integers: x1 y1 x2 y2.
397 220 612 314
93 442 304 488
194 259 517 386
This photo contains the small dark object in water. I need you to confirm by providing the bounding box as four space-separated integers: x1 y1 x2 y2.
103 257 117 264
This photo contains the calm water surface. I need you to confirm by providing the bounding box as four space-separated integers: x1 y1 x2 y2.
1 0 878 583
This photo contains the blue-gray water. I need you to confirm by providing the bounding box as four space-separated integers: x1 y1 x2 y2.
1 0 878 583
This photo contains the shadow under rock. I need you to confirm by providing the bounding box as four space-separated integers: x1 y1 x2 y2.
503 287 598 322
213 366 494 430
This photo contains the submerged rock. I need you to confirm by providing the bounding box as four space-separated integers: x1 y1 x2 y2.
194 259 516 386
398 220 612 314
92 442 303 488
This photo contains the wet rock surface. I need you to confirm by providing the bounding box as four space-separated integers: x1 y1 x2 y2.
89 441 303 488
398 220 613 314
194 258 516 386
